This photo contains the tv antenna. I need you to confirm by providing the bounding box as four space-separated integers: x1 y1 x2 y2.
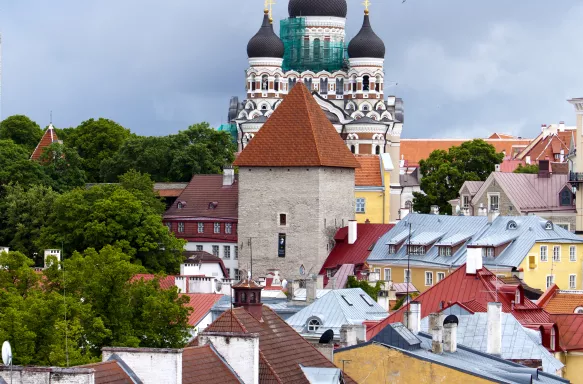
2 340 13 384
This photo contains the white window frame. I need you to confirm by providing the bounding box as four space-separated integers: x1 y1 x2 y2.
546 275 555 289
404 269 411 283
234 246 238 260
225 223 232 234
425 271 433 286
197 222 204 233
307 318 322 333
234 269 241 281
515 289 521 304
540 245 548 262
384 268 392 282
556 223 570 231
196 245 203 252
570 274 577 289
388 245 397 254
439 247 452 256
212 245 219 257
462 195 470 209
223 246 231 259
437 272 446 282
553 246 561 262
356 198 366 214
373 268 381 281
214 223 221 234
570 246 577 262
482 247 494 258
178 222 185 233
488 193 500 212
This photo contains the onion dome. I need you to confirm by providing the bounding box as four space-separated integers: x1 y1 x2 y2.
247 11 284 59
347 12 386 59
288 0 347 18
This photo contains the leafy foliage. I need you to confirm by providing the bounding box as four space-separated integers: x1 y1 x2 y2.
38 142 87 192
0 115 43 153
413 139 504 215
514 163 539 174
347 276 382 300
0 140 50 189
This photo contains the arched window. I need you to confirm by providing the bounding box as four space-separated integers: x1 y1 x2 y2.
313 39 321 61
303 39 310 62
575 307 583 314
250 292 256 303
405 201 413 211
350 145 356 154
261 75 269 91
336 78 344 95
550 327 556 350
289 78 297 90
274 75 280 92
320 78 328 95
375 145 381 155
324 40 331 60
375 75 382 92
363 76 370 91
352 76 357 92
251 75 256 91
308 318 321 332
560 187 573 206
362 104 369 112
305 78 313 91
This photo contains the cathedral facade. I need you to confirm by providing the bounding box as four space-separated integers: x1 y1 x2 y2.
227 0 404 222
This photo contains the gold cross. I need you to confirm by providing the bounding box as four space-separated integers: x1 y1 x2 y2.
264 0 276 22
363 0 371 13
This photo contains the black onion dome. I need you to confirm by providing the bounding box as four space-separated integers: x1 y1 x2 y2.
247 12 284 59
347 14 386 59
289 0 347 18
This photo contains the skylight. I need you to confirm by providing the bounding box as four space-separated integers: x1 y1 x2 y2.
341 295 353 306
360 294 374 307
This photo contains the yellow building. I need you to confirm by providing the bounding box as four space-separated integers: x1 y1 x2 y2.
369 264 452 294
354 154 393 224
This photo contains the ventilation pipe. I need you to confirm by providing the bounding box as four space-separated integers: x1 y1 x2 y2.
348 220 358 245
487 302 502 355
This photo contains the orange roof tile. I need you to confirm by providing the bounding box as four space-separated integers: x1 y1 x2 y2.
182 345 241 383
31 125 59 161
183 293 224 327
355 155 382 186
80 360 133 384
234 83 360 169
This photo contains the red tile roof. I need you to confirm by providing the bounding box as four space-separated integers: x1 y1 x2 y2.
163 175 238 219
321 223 393 271
31 125 59 161
366 265 551 340
183 293 224 327
132 274 177 290
550 314 583 351
193 306 356 383
182 345 241 383
355 155 382 186
537 285 583 314
234 83 360 169
80 360 133 384
515 129 573 162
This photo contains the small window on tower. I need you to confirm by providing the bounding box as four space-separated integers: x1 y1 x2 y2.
279 214 287 226
350 145 356 154
363 76 370 91
375 145 381 155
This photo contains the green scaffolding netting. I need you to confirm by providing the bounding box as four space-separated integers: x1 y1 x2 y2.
280 18 347 73
218 123 238 144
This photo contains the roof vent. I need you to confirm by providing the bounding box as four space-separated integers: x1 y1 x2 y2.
507 221 518 230
544 221 554 230
208 202 219 210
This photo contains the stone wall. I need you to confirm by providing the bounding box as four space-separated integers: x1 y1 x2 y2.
472 182 518 216
238 167 354 279
0 367 94 384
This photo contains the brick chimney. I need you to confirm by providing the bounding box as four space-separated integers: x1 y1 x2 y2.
538 159 550 178
232 279 264 321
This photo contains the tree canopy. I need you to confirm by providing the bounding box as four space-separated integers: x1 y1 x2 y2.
0 115 43 153
514 163 539 174
413 139 504 215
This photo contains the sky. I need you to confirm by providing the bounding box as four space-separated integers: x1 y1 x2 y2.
0 0 582 139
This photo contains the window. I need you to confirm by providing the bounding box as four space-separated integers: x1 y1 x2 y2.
570 274 577 289
226 223 232 234
313 38 321 60
488 194 499 211
196 245 203 252
550 327 556 351
279 214 287 226
404 269 411 283
177 202 184 209
507 221 518 230
289 78 297 89
384 268 392 281
540 245 548 262
388 245 397 254
557 223 570 231
408 245 425 255
425 272 433 286
439 247 452 256
212 245 219 257
341 295 354 306
198 222 204 233
326 269 334 278
274 76 280 92
363 75 370 91
553 246 561 262
305 78 313 91
278 234 286 257
165 222 172 231
214 223 221 234
482 247 495 258
462 195 470 209
575 307 583 314
437 272 446 282
546 275 555 289
560 188 573 206
571 246 577 262
372 268 381 281
515 289 521 304
261 75 268 91
361 294 375 306
251 75 256 91
375 145 381 155
545 221 554 230
223 246 231 259
234 246 238 259
178 222 185 233
356 198 366 213
308 318 321 332
234 269 241 281
336 78 344 95
320 78 328 95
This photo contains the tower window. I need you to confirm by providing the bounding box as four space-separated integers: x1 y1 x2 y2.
278 234 286 257
313 38 321 61
261 75 268 91
350 145 356 154
274 76 280 92
363 76 370 91
375 145 381 155
305 78 313 91
289 78 297 89
320 78 328 95
336 78 344 95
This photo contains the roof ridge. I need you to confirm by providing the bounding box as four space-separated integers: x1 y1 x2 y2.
305 89 323 166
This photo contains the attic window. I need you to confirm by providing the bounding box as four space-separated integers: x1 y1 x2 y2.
307 318 322 332
507 221 518 230
208 202 219 210
545 221 554 230
341 295 354 306
515 289 521 304
560 187 573 206
574 307 583 314
438 246 452 256
360 294 374 307
482 247 495 258
177 202 185 209
388 245 397 254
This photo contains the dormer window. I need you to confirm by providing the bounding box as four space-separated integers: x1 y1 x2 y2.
507 221 518 230
177 201 185 209
560 187 573 206
208 202 219 210
388 245 397 254
438 246 452 256
515 289 521 304
545 221 554 230
307 318 322 332
408 245 425 255
482 247 495 258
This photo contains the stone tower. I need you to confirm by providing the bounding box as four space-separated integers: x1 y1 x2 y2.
234 83 360 279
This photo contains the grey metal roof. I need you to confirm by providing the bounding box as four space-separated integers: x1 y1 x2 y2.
372 323 421 351
462 180 485 195
435 233 474 247
299 366 343 384
368 213 583 269
286 288 388 338
408 231 444 246
420 306 564 374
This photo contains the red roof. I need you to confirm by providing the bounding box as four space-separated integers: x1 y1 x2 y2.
182 345 241 383
550 314 583 351
132 274 177 290
192 306 356 383
164 175 238 220
355 155 382 186
321 223 393 271
537 284 583 314
516 129 573 162
30 125 59 161
366 265 551 340
234 83 360 169
80 360 133 384
183 293 223 327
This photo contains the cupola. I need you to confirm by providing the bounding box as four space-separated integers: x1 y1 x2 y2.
232 278 264 320
347 11 386 59
247 10 284 59
288 0 348 18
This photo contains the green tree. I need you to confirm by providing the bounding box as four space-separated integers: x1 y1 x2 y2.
347 276 382 300
0 140 50 189
66 118 132 182
0 115 43 153
39 142 87 192
413 139 504 215
0 184 59 263
40 174 185 273
514 163 539 174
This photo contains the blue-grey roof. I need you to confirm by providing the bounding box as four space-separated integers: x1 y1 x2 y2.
408 231 444 246
299 366 343 384
420 305 564 374
368 213 583 269
211 296 305 321
286 288 388 338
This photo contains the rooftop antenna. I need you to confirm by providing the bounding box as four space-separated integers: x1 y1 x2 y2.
2 340 13 384
405 221 412 327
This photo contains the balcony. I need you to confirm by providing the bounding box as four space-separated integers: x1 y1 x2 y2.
570 172 583 184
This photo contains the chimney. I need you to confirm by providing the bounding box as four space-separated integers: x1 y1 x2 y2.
306 275 317 304
199 332 260 384
466 247 482 275
223 166 235 186
477 204 487 216
538 159 550 178
487 302 502 355
44 249 62 269
340 324 363 348
432 326 443 354
428 313 445 333
430 205 440 215
102 347 183 384
405 301 421 334
443 323 458 352
488 209 499 223
495 164 501 172
348 220 358 244
232 280 264 321
559 121 566 132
